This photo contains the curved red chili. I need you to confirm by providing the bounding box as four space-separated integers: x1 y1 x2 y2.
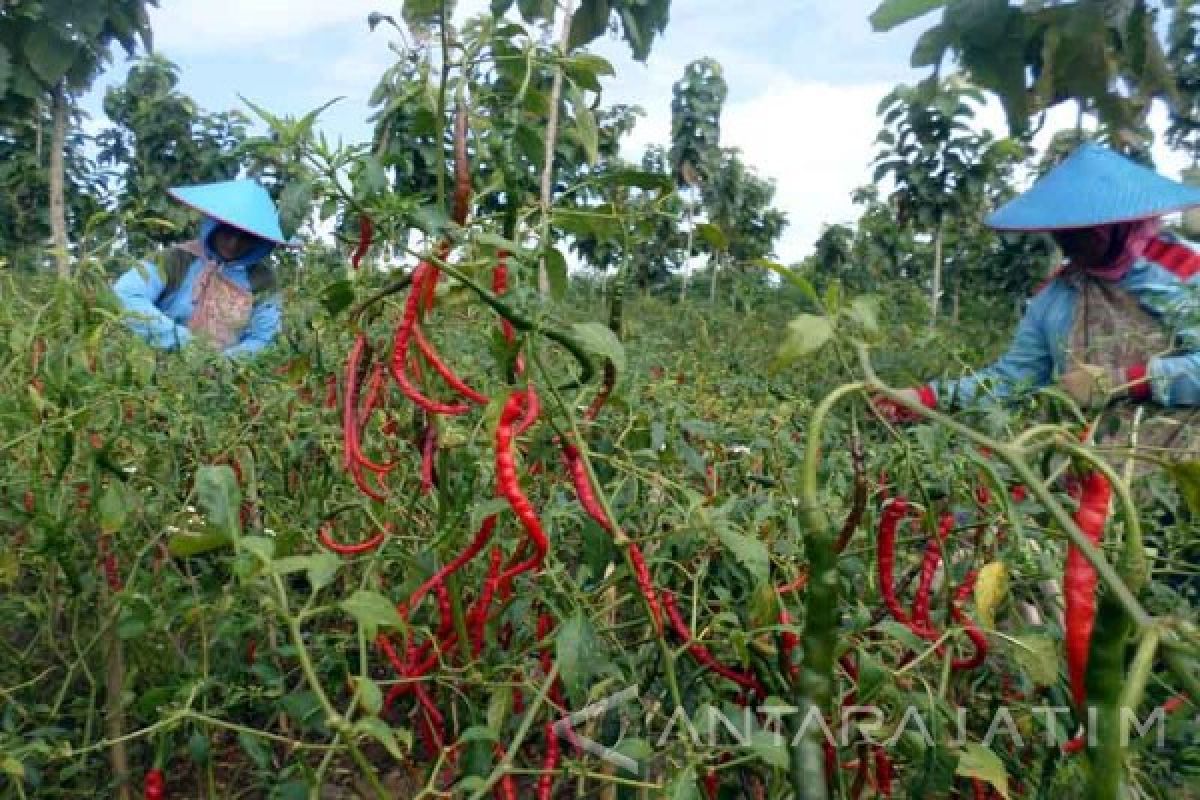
413 324 489 405
389 264 471 416
1064 470 1111 708
351 214 373 270
536 722 560 800
877 497 912 626
496 391 549 581
317 521 387 556
661 591 765 696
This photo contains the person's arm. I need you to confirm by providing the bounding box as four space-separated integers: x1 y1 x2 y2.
930 290 1055 407
112 262 193 350
1134 276 1200 406
224 294 282 359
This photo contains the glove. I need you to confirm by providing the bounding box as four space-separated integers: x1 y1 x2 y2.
1057 364 1122 409
872 385 937 424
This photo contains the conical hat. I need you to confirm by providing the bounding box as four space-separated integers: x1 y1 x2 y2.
986 142 1200 231
168 180 289 246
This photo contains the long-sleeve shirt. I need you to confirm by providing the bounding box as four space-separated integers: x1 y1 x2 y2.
112 218 281 358
931 234 1200 408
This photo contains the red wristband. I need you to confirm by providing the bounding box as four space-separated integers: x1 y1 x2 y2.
1125 364 1151 403
916 384 937 409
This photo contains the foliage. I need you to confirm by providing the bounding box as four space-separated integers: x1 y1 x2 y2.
669 57 727 188
96 55 252 250
870 0 1180 137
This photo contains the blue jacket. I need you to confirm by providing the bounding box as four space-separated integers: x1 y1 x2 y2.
933 234 1200 408
113 218 282 358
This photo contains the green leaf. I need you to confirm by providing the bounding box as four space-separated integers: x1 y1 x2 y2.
544 247 569 301
195 465 242 540
341 590 404 638
238 732 272 770
570 322 626 386
238 536 276 564
869 0 948 33
715 526 769 586
271 553 342 591
748 730 789 769
354 677 384 715
844 296 880 338
753 259 820 306
772 314 834 370
1167 461 1200 516
24 26 75 86
695 223 728 251
188 731 211 765
955 743 1009 799
167 530 231 558
574 105 599 165
667 766 701 800
567 0 612 53
355 717 411 761
0 44 11 96
320 279 355 317
597 169 673 193
556 612 599 705
1007 634 1058 688
98 483 128 535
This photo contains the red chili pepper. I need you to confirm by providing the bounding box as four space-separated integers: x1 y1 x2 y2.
406 517 498 614
420 423 438 494
1010 484 1028 503
389 264 471 416
318 521 387 556
536 722 560 800
451 102 471 226
950 570 988 671
1164 694 1190 714
98 536 122 592
703 769 719 799
1062 734 1086 754
245 638 258 667
496 765 518 800
23 490 34 514
342 335 392 501
584 361 616 421
468 546 503 657
324 373 338 410
661 591 765 696
779 607 800 679
705 463 718 499
496 391 549 582
413 322 489 405
912 513 953 638
874 749 894 798
877 497 912 626
357 362 388 428
1064 470 1111 708
351 214 373 270
143 768 165 800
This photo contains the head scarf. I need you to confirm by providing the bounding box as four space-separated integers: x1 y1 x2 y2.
1064 218 1160 282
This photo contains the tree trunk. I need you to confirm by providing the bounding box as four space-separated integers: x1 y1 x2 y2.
536 0 577 296
49 82 70 279
929 221 943 329
709 254 720 304
679 195 695 303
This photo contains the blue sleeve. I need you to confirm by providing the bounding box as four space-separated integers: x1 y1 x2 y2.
932 291 1055 406
224 293 282 359
112 262 193 351
1145 276 1200 406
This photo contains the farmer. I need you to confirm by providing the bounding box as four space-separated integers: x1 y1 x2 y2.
879 142 1200 457
113 179 289 358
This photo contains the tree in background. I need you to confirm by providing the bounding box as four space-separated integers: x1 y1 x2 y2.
97 55 251 252
872 80 993 326
0 0 156 276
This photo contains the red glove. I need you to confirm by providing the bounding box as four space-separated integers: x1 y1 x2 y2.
872 385 937 424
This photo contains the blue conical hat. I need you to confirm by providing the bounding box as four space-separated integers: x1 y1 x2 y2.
168 180 289 246
986 143 1200 231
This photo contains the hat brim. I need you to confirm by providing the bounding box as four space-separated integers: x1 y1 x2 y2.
168 187 296 248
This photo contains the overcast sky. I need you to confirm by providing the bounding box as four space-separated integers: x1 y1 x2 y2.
84 1 1193 263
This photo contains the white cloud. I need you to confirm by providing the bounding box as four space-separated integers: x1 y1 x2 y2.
721 78 893 263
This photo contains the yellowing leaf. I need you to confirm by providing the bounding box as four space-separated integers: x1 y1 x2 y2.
955 743 1009 799
973 561 1009 629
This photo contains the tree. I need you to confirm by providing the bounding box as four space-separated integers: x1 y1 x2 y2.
872 80 992 325
669 58 728 300
0 0 156 276
870 0 1179 138
97 55 251 251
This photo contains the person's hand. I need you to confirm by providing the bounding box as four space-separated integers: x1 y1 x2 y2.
871 386 935 424
1058 364 1120 409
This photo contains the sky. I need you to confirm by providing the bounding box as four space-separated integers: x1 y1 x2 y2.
83 1 1194 264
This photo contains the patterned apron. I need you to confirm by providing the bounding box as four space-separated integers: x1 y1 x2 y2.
178 242 254 350
1066 273 1200 467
